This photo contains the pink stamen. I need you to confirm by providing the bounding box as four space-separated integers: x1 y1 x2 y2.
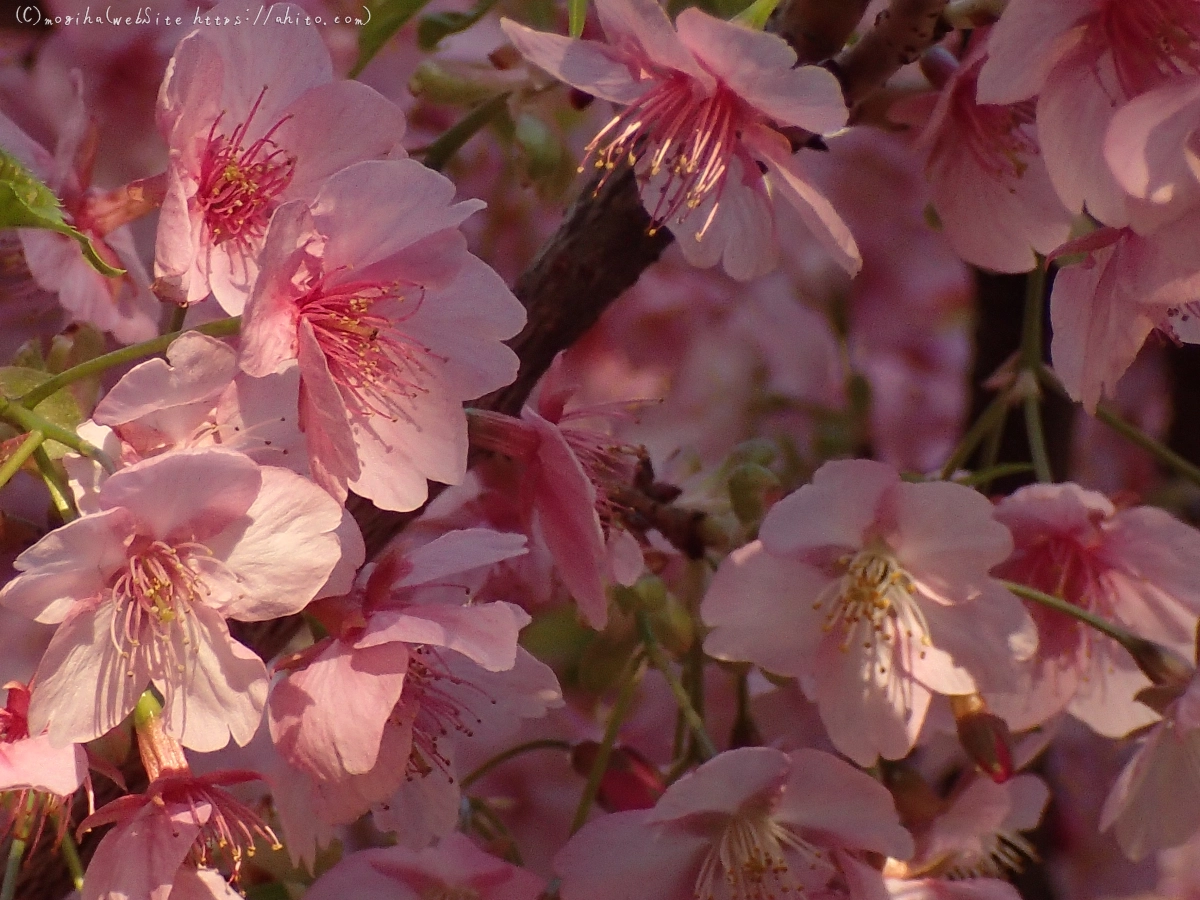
197 88 297 252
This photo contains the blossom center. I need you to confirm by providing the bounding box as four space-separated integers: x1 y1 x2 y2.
298 280 440 423
1096 0 1200 96
197 90 296 251
815 547 931 666
694 812 823 900
586 75 750 233
398 647 489 781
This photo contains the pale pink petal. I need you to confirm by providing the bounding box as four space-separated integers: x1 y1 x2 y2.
811 636 931 766
156 604 269 751
372 764 461 849
396 528 530 587
358 602 529 672
1 508 129 623
98 449 261 543
759 458 897 557
169 868 243 900
237 202 309 378
554 810 707 900
669 165 779 282
673 11 846 133
526 410 608 629
312 160 483 275
975 0 1092 104
82 802 207 900
0 735 86 795
750 126 861 276
269 639 409 779
594 0 711 86
646 746 789 822
29 598 146 746
202 465 346 621
701 541 829 676
499 21 646 104
1066 653 1159 737
776 748 914 859
276 82 406 198
1105 77 1200 210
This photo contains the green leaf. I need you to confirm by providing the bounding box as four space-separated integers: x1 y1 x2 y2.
0 149 124 278
731 0 780 28
568 0 587 37
0 367 82 460
417 0 498 50
351 0 438 77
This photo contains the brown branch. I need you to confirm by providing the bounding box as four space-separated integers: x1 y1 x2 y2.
829 0 951 107
771 0 872 64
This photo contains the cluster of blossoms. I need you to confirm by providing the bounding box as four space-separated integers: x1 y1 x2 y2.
4 0 1200 898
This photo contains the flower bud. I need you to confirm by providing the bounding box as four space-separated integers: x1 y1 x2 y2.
728 462 782 526
1123 636 1195 690
950 693 1014 784
571 742 664 812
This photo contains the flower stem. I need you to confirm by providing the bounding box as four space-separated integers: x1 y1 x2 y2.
461 739 573 791
59 828 84 891
1019 259 1052 482
18 316 242 410
0 431 44 491
1001 580 1134 646
1040 365 1200 489
637 610 716 762
0 834 24 900
0 397 113 472
940 390 1010 479
33 447 75 522
570 653 644 835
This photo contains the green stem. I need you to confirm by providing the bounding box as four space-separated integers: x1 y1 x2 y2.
0 834 24 900
1039 365 1200 489
0 398 113 471
59 828 84 891
1001 580 1135 646
1019 259 1052 481
19 317 241 410
1023 393 1053 482
460 739 573 790
420 93 511 173
940 390 1010 479
0 431 45 491
955 462 1034 489
636 610 717 762
165 303 188 334
569 654 644 835
33 447 75 522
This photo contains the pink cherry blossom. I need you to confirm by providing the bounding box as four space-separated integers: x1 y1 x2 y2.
500 0 860 280
1099 668 1200 860
896 42 1072 273
238 159 525 512
304 831 545 900
65 331 309 513
555 746 914 900
987 482 1200 737
978 0 1200 229
0 75 159 343
468 355 646 629
155 0 407 311
0 448 352 751
267 529 562 848
1048 220 1200 412
79 770 279 900
899 773 1049 879
0 681 86 797
703 459 1036 766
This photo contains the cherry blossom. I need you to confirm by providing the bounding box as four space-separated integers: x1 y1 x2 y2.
79 770 279 900
896 43 1072 273
155 0 407 310
987 482 1200 736
555 746 914 900
703 459 1036 766
304 831 545 900
978 0 1200 229
0 448 353 751
501 0 859 280
239 159 525 512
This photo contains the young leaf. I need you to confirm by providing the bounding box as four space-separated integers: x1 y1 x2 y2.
417 0 498 50
352 0 438 76
0 149 124 278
